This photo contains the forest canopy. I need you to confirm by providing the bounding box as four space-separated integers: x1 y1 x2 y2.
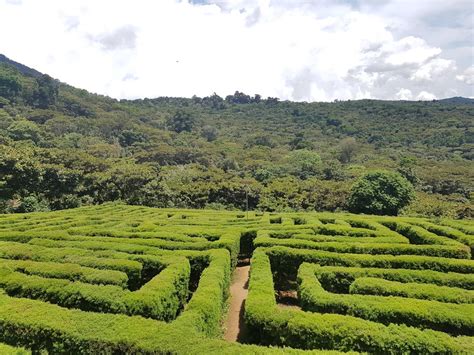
0 59 472 218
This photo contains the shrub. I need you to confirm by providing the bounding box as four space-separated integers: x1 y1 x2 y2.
348 171 415 215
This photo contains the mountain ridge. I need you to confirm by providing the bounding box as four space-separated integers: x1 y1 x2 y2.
1 53 472 104
0 54 472 218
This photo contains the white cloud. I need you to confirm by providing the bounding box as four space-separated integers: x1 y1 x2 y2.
0 0 471 101
396 88 412 100
416 91 436 100
411 58 455 81
456 66 474 85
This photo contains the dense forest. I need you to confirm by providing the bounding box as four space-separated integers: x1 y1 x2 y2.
0 55 472 218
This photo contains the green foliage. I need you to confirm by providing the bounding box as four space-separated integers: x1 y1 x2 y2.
201 125 218 142
337 137 359 164
397 156 420 186
30 74 59 109
246 249 472 353
348 170 415 215
349 277 474 304
0 205 472 353
298 263 474 335
7 120 42 144
118 129 147 146
167 110 196 133
0 72 21 100
0 59 472 217
14 195 50 213
286 150 322 179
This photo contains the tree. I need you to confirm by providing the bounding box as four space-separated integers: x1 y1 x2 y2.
166 110 196 133
286 149 322 179
348 170 415 215
0 73 21 100
118 129 147 147
337 137 359 164
225 91 251 104
397 156 419 186
201 125 218 142
32 74 59 108
7 120 42 144
202 93 225 109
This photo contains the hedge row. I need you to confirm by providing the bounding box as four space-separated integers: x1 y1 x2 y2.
25 229 242 269
0 259 128 287
0 249 330 354
244 249 473 353
440 219 474 236
255 235 471 259
349 277 474 304
261 227 409 245
0 240 219 290
0 229 208 243
311 264 474 292
0 241 144 288
410 220 474 254
297 263 474 335
266 246 474 281
291 233 406 245
0 257 189 321
313 224 406 242
0 343 29 355
381 221 464 247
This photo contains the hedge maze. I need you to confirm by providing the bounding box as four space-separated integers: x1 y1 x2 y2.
0 205 472 354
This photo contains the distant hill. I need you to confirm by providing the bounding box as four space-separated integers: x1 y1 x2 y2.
0 54 472 217
0 53 43 78
436 97 474 105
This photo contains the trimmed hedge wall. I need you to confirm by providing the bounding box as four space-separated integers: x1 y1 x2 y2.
297 263 474 335
255 235 470 259
349 277 474 304
0 257 190 321
244 249 473 353
311 264 474 292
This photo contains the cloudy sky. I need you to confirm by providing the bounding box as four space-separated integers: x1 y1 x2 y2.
1 0 473 101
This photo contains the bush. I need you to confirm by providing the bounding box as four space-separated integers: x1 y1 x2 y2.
348 170 415 215
14 195 49 213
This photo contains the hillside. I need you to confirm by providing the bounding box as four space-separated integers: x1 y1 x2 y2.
0 54 472 217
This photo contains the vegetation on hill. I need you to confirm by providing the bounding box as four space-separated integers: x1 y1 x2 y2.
0 56 472 217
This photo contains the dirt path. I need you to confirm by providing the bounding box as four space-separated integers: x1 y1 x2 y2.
224 264 250 342
277 290 302 310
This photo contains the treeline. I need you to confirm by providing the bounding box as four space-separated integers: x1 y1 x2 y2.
0 59 472 217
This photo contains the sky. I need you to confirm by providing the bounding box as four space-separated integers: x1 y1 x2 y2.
0 0 473 101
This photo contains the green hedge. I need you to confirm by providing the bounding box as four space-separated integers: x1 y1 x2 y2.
440 220 474 236
0 241 143 288
381 221 464 247
0 249 333 354
0 259 128 287
0 343 30 355
255 235 470 259
349 277 474 304
410 220 474 254
311 264 474 292
25 230 242 269
0 257 190 321
298 263 474 335
266 246 474 285
313 224 406 241
244 249 473 353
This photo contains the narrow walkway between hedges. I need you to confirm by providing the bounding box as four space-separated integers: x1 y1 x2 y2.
224 261 250 342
